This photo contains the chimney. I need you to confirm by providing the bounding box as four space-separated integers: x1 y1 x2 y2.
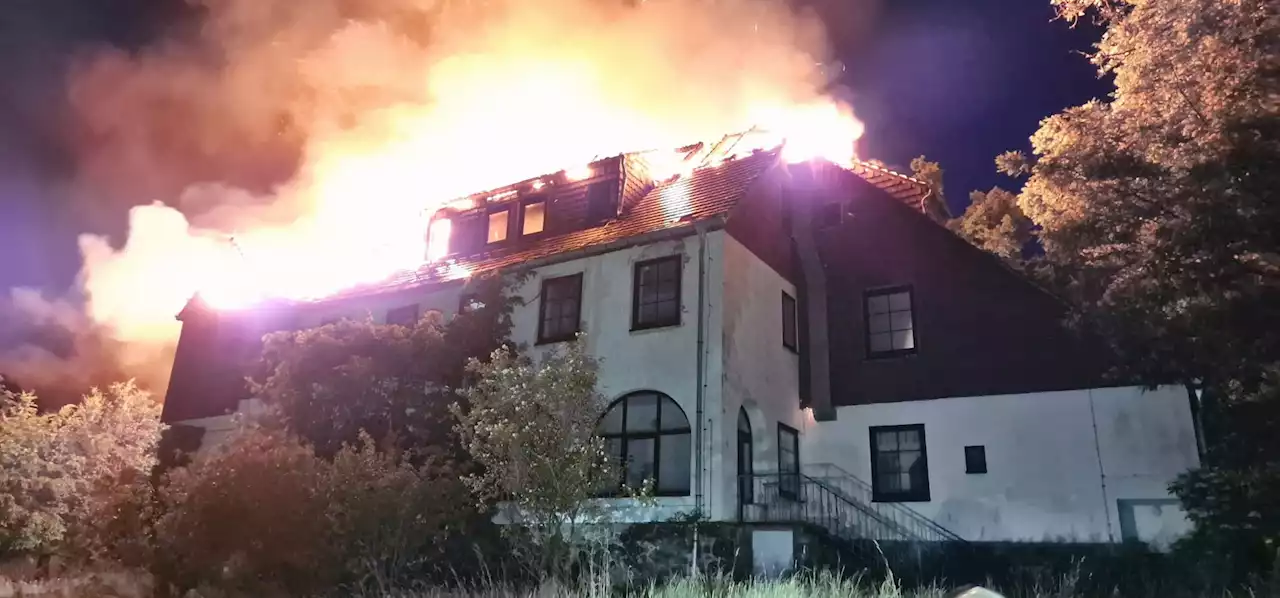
786 163 837 421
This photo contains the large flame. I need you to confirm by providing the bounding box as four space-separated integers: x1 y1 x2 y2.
20 0 873 395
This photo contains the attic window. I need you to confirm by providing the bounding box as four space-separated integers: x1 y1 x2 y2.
427 217 451 261
522 201 546 236
487 210 510 244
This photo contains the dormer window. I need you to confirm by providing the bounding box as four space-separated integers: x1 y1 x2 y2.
522 200 546 236
426 217 451 262
487 209 510 244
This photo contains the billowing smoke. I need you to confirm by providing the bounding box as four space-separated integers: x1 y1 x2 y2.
1 0 870 404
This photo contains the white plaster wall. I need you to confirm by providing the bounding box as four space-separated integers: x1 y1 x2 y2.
801 385 1200 545
714 235 804 522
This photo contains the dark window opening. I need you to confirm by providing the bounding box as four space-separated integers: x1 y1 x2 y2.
597 391 692 496
738 408 754 506
537 274 582 344
865 286 916 358
385 304 419 327
870 424 930 502
585 179 620 224
965 445 988 474
632 256 682 330
782 291 798 351
778 423 800 500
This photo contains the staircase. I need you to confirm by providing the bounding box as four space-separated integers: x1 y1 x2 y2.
738 463 963 544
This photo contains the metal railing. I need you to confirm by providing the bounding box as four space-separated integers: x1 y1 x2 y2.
738 469 963 544
806 462 964 543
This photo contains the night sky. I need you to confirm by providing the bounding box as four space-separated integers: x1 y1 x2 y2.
0 0 1109 295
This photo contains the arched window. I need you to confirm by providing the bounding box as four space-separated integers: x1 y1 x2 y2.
598 391 691 496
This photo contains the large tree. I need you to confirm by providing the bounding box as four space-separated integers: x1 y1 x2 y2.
1003 0 1280 391
949 187 1033 262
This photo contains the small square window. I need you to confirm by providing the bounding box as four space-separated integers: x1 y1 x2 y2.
537 274 582 344
870 424 930 502
487 210 510 244
522 201 546 236
632 256 682 330
865 286 916 358
782 292 798 351
385 304 419 327
965 445 987 474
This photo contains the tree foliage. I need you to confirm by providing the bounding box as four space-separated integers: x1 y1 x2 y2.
251 274 515 456
909 156 953 224
0 380 164 559
950 187 1034 261
1005 0 1280 390
154 423 478 595
452 340 618 573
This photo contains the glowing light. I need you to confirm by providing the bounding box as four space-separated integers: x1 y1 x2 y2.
426 217 452 262
565 165 594 181
531 179 545 190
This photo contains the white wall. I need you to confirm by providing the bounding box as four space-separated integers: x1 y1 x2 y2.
714 235 803 521
802 385 1200 545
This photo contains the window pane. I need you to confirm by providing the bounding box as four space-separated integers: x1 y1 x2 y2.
599 406 624 435
890 311 913 332
626 394 659 432
892 330 915 350
899 472 914 492
889 291 911 311
867 294 890 314
658 397 688 431
625 438 656 488
878 473 901 492
657 433 691 493
877 451 899 473
869 314 891 334
487 210 509 243
899 450 921 473
875 430 898 451
898 430 920 451
870 332 893 353
738 409 751 433
522 202 545 235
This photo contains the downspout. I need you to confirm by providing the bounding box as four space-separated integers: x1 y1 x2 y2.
692 221 710 575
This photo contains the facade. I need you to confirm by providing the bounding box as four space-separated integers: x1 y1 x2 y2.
161 133 1201 567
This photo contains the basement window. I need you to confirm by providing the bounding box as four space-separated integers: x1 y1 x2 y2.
487 209 510 244
870 424 930 502
865 286 916 358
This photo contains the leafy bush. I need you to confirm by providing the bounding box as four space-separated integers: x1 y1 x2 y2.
153 423 483 596
0 380 163 562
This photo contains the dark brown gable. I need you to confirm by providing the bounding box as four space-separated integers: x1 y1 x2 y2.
819 176 1112 406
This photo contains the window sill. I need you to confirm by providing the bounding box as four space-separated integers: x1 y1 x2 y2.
783 343 800 354
630 321 681 333
872 494 931 504
865 349 918 361
535 334 579 346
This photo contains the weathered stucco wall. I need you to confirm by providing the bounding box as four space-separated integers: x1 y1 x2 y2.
801 385 1200 546
715 235 804 521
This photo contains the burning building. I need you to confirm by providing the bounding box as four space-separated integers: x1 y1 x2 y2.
161 131 1200 570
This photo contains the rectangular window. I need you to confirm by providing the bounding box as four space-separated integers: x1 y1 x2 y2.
778 423 800 500
870 424 930 502
632 256 682 330
487 209 510 244
522 201 546 236
782 291 798 351
385 304 419 327
865 286 916 357
537 274 582 344
426 217 451 262
965 445 988 474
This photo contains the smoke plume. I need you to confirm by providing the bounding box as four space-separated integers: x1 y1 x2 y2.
1 0 869 404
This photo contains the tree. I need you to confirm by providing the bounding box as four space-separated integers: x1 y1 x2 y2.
451 340 618 576
949 187 1033 261
909 156 953 224
251 274 515 456
1004 0 1280 391
0 380 164 561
